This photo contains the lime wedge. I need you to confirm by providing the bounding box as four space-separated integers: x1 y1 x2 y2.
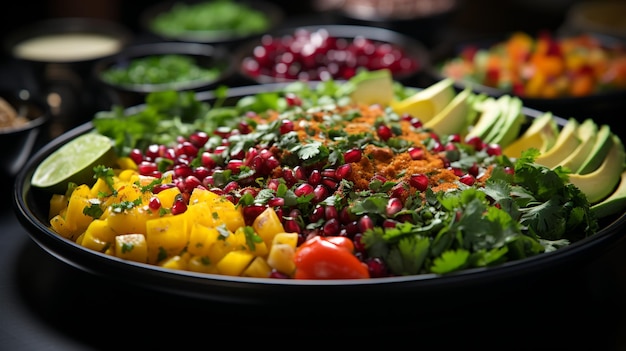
31 132 116 193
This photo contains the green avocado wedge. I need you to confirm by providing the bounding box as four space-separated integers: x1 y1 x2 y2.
344 69 394 106
535 118 580 169
576 124 614 175
423 87 472 136
557 118 598 173
591 170 626 219
568 133 625 204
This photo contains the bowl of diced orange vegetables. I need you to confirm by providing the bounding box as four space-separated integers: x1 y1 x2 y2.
432 31 626 121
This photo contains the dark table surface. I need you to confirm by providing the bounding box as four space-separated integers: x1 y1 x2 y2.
3 3 626 350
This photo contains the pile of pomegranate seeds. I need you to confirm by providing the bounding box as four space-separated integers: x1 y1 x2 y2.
240 28 420 81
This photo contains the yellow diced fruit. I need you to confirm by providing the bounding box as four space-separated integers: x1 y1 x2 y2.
188 223 214 256
64 184 95 240
242 256 272 278
267 243 296 276
185 202 223 228
146 214 189 264
106 205 158 235
156 186 181 209
50 215 74 239
114 234 148 263
159 253 190 271
48 194 68 220
187 255 218 274
253 207 286 247
188 188 245 232
81 219 117 252
272 232 299 249
116 156 137 171
217 250 255 276
90 177 112 197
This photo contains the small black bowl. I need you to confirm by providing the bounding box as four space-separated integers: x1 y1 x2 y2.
93 42 236 108
4 17 134 132
139 0 284 48
234 24 431 86
0 89 50 178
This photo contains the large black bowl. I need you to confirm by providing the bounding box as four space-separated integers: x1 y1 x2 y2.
13 83 626 309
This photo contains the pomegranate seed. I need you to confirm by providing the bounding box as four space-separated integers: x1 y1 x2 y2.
377 124 393 141
324 205 338 220
353 233 367 253
323 219 341 235
267 197 285 207
243 205 267 223
335 164 351 180
486 143 502 156
294 183 314 197
358 215 374 232
459 174 476 186
343 148 362 163
129 149 143 164
279 119 294 134
269 270 290 279
366 257 388 278
385 197 403 217
409 174 429 191
148 196 161 211
171 196 187 215
313 185 328 203
408 147 425 160
308 170 322 185
284 219 301 233
189 131 209 147
465 135 484 151
310 206 325 222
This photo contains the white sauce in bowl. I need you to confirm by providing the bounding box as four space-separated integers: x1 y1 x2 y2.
13 33 123 62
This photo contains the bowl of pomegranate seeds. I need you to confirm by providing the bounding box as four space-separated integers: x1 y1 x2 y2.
235 24 430 85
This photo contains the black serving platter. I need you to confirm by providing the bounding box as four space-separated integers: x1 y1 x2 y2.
13 83 626 309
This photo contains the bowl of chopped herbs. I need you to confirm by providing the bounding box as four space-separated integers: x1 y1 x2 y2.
93 41 235 108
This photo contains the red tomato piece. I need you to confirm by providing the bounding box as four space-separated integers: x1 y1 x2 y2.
294 236 370 280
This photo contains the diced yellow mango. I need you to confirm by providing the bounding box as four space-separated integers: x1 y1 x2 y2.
188 223 214 256
107 205 158 235
267 243 296 276
114 233 148 263
63 184 95 240
159 253 189 271
253 207 285 247
81 219 117 252
48 194 68 221
272 232 299 249
188 188 245 232
90 177 112 197
146 214 189 264
242 256 272 278
185 202 223 228
156 186 181 209
217 250 255 276
116 157 137 171
187 255 218 274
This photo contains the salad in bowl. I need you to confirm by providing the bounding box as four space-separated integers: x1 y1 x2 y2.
15 70 625 298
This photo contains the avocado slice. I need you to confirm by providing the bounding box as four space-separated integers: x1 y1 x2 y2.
557 118 598 172
591 170 626 219
568 133 625 204
535 118 581 169
483 95 512 143
465 96 500 140
490 96 525 148
576 124 614 175
342 69 394 106
390 78 456 122
423 87 472 136
502 112 559 159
